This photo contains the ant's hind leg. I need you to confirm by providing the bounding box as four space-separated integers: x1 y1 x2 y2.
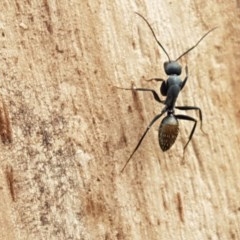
121 110 166 172
175 114 197 164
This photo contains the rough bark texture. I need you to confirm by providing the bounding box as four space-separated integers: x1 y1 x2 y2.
0 1 240 240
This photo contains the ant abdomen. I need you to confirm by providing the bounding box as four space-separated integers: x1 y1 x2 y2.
159 114 179 151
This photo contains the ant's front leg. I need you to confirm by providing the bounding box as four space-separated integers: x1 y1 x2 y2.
115 85 165 104
145 78 165 82
181 66 188 90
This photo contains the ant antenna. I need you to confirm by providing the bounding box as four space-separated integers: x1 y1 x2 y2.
135 12 171 62
175 27 217 61
136 12 217 63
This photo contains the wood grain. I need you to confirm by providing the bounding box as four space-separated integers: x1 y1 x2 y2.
0 1 239 239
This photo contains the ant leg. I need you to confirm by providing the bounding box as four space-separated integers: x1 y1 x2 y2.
145 78 165 82
121 109 166 173
180 66 188 90
175 106 206 134
115 86 164 104
174 114 197 151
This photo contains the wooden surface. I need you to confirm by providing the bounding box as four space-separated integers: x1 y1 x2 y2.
0 1 240 239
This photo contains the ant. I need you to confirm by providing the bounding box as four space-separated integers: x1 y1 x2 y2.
118 13 216 172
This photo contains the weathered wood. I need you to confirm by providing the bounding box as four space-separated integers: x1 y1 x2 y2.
0 1 240 239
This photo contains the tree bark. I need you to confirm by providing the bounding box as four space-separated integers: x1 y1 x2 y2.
0 1 240 239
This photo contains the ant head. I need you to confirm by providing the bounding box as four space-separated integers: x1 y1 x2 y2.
164 61 182 75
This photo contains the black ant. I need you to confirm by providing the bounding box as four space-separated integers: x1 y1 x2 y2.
118 13 216 172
